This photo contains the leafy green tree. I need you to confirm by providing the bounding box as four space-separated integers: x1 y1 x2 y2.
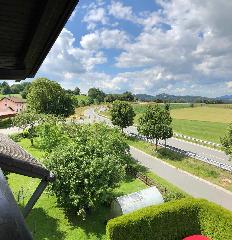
1 81 11 94
88 88 105 103
221 123 232 160
20 83 31 99
45 124 131 216
160 108 173 147
111 100 135 132
119 91 135 101
13 111 44 146
104 94 116 103
27 78 75 116
138 105 173 149
73 87 80 95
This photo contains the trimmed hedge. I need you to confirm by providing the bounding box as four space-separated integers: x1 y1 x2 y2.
106 198 232 240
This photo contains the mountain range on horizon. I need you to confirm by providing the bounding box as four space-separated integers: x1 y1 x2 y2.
135 93 232 102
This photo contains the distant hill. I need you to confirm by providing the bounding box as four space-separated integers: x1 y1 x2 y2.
217 95 232 100
135 93 228 103
135 94 155 101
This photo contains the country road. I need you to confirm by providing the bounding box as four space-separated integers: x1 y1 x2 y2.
130 146 232 211
85 107 232 167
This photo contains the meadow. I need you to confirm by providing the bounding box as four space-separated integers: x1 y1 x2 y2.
0 93 23 99
132 103 232 143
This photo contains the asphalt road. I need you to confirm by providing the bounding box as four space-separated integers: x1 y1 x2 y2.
130 146 232 211
86 107 231 167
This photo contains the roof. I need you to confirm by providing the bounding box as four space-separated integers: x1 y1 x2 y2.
0 134 54 181
0 108 16 118
115 187 164 215
0 0 79 80
1 96 27 103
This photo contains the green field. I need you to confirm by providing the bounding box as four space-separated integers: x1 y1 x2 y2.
73 95 89 101
8 138 185 239
131 104 232 143
0 93 23 99
171 107 232 123
172 119 228 143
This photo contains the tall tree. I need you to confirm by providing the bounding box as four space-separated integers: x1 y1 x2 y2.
221 123 232 160
111 100 135 132
160 107 173 147
73 87 80 95
138 104 173 149
27 78 75 117
1 81 11 94
119 91 135 101
138 105 163 149
88 88 105 103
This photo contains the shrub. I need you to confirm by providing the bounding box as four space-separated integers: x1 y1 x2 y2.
45 124 132 217
10 133 22 142
106 198 232 240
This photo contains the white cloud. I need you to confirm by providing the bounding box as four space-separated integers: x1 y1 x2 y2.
83 7 108 30
108 1 135 22
38 0 232 97
40 28 107 75
227 81 232 89
80 28 130 50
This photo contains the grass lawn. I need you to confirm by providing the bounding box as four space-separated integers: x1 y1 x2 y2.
172 119 228 143
98 105 230 143
127 137 232 192
8 138 186 239
0 93 23 99
73 95 89 102
171 106 232 123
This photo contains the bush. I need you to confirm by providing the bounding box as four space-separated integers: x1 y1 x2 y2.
45 124 132 217
10 133 22 142
106 198 232 240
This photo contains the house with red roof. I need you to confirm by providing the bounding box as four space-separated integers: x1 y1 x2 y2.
0 96 26 119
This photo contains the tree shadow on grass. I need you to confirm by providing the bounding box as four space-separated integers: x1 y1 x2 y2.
157 148 185 161
26 207 65 240
67 207 108 240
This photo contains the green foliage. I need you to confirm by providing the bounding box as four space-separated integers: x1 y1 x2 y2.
1 81 11 94
138 104 173 148
0 118 12 129
111 100 135 131
107 198 232 240
36 116 65 152
45 124 132 216
88 88 105 103
27 78 75 116
104 92 135 103
13 111 57 146
221 123 232 159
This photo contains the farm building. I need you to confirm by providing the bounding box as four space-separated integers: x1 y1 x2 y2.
0 96 26 119
111 186 164 218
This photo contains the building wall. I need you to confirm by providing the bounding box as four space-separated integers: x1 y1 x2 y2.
0 98 26 113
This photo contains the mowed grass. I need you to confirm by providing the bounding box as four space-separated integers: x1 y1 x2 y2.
172 119 228 143
171 106 232 123
0 93 23 99
127 137 232 192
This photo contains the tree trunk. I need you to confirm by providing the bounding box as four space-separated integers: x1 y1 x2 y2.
155 139 158 150
30 138 34 146
165 139 166 148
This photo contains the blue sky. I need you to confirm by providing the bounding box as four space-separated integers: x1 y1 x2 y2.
35 0 232 97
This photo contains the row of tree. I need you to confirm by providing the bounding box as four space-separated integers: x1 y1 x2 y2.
0 81 31 98
87 88 135 103
110 101 173 148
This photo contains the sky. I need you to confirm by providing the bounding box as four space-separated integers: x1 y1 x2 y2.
35 0 232 97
